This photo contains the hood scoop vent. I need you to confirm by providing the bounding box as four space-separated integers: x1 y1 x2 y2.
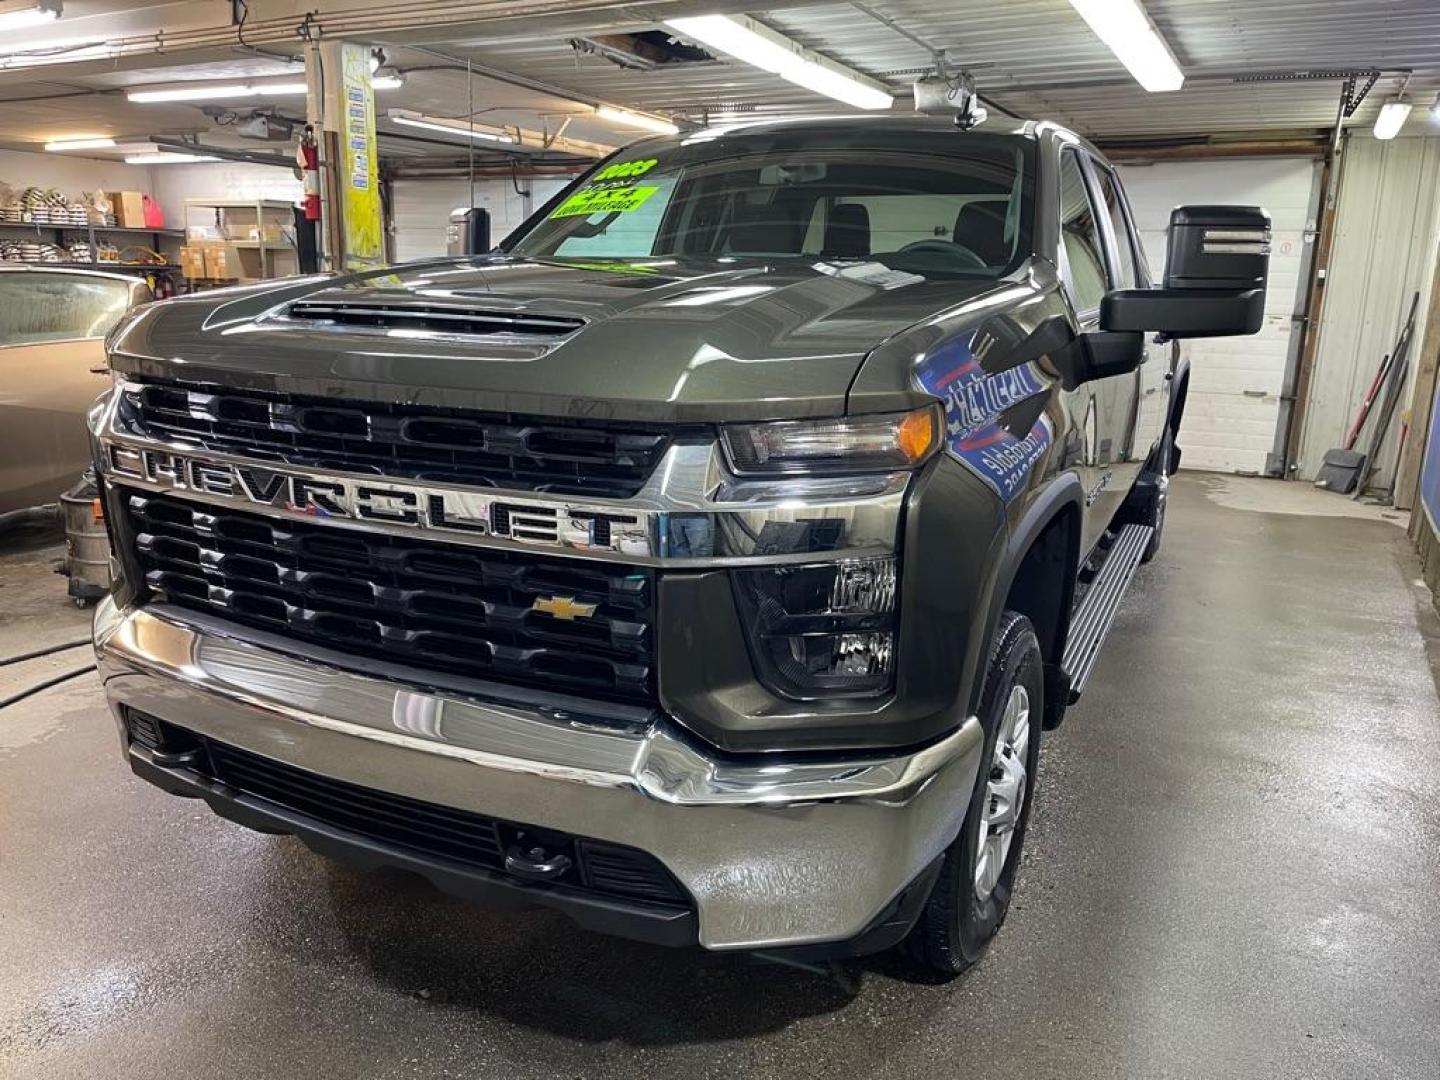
284 299 585 339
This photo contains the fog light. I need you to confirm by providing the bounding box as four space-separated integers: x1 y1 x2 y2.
733 557 898 698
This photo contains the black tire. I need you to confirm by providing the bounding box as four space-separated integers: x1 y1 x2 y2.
901 611 1044 977
1140 428 1173 564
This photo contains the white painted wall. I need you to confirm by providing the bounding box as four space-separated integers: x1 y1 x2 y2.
0 148 154 202
391 174 575 262
147 161 302 233
1118 156 1319 475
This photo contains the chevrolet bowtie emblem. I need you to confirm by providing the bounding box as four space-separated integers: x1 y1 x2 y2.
531 595 598 621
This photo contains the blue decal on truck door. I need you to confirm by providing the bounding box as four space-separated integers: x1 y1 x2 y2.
917 333 1053 503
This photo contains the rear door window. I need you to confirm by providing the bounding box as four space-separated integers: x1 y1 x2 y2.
1057 149 1109 314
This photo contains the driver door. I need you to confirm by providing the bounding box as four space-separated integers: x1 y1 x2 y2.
1056 147 1132 551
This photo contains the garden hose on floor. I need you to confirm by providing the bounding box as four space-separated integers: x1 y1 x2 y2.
0 638 97 710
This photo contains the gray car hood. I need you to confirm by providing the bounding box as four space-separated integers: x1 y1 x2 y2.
109 256 1000 422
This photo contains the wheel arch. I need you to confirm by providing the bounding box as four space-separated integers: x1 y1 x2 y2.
976 474 1084 728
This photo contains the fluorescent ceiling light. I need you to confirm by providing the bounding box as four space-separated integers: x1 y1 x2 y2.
125 152 219 164
127 81 307 103
0 0 60 33
1373 100 1412 140
595 105 678 135
388 110 516 144
45 136 114 151
1066 0 1184 92
371 73 403 91
665 14 892 110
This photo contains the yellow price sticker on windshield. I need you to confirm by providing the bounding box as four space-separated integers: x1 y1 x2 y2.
549 185 659 219
593 158 657 182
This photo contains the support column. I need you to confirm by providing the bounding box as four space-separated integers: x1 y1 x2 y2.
305 40 384 273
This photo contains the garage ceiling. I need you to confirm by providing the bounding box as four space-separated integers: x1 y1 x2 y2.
439 0 1440 137
0 0 1435 160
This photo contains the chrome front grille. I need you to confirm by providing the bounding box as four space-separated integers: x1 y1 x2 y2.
126 492 656 704
118 380 674 500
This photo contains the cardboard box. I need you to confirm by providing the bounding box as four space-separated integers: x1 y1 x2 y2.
179 245 206 279
246 223 285 243
109 191 146 228
202 241 241 280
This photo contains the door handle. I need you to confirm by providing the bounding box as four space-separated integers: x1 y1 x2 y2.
89 366 109 375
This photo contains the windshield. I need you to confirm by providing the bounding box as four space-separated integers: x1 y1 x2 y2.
507 138 1033 280
0 271 134 347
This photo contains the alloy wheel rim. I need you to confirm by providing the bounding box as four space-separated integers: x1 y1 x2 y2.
974 682 1030 902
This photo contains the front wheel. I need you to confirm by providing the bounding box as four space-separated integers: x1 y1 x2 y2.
901 611 1044 977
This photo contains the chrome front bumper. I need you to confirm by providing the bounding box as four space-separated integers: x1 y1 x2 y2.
95 599 983 951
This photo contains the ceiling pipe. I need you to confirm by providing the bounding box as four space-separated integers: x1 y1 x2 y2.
402 45 686 131
1099 138 1329 161
845 0 1019 120
0 0 734 70
148 137 298 170
386 163 585 178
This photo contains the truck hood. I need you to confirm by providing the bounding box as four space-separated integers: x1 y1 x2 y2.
109 256 1000 422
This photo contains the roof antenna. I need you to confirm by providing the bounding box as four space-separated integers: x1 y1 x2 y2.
913 53 987 130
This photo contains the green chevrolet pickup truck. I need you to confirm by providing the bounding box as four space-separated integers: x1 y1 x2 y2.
91 115 1268 974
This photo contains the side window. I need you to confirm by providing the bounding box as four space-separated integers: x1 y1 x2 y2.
1057 150 1108 313
0 272 133 347
1094 166 1141 289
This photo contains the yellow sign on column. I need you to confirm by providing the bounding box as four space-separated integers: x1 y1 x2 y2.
339 42 383 270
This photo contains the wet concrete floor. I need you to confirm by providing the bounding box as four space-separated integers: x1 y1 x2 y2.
2 474 1437 1079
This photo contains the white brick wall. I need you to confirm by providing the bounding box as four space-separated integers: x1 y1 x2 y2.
1118 157 1318 474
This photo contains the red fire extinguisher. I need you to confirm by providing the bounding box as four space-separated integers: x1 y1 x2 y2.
298 125 320 222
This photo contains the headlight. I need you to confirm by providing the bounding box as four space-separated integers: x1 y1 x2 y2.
733 556 898 699
721 404 942 476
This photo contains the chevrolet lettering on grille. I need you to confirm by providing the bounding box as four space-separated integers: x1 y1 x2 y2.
106 445 653 556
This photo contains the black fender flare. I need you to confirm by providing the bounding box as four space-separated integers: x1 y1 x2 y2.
1168 357 1191 434
972 472 1085 717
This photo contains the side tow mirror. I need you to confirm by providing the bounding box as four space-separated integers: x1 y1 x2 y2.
1101 204 1271 339
1080 331 1145 382
1015 314 1144 389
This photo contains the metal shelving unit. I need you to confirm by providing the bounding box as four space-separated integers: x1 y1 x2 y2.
183 198 296 280
0 259 181 272
0 220 185 274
